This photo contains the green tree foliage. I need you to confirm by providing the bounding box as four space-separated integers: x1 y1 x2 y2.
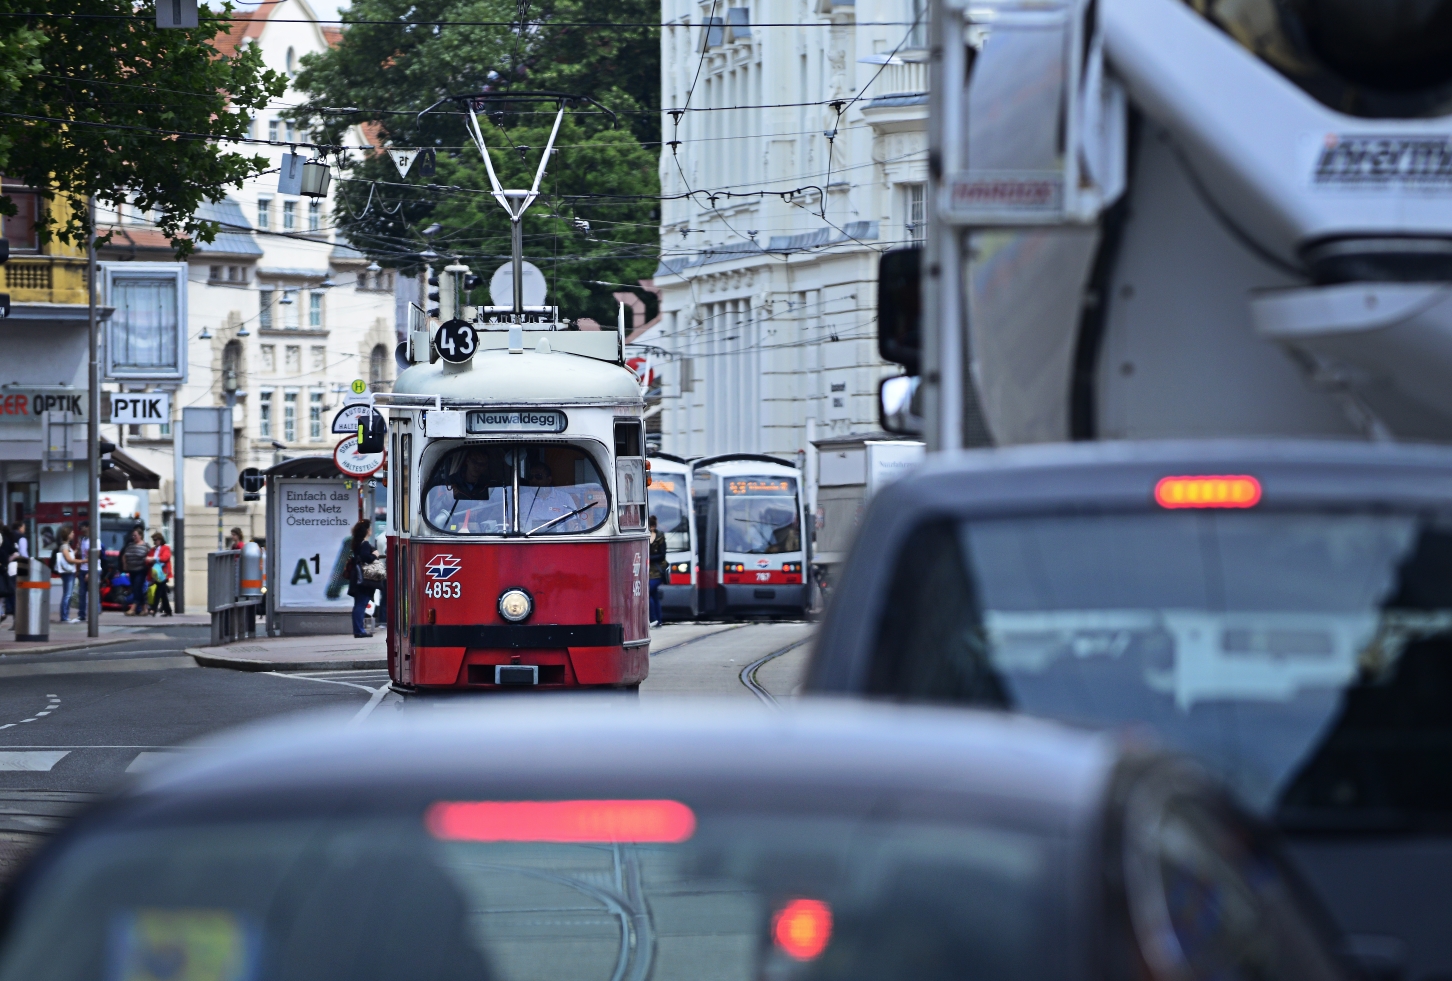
292 0 660 323
0 0 286 253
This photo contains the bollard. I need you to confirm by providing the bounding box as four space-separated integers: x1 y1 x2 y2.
240 541 263 598
14 579 50 642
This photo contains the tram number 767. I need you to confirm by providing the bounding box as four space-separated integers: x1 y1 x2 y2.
425 580 462 599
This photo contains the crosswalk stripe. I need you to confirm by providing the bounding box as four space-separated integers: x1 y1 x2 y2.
0 751 70 772
125 751 187 774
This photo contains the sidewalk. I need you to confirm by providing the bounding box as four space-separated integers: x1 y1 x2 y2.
0 610 211 656
188 633 387 671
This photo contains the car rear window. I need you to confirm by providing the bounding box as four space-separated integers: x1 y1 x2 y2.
868 509 1452 828
0 803 1056 981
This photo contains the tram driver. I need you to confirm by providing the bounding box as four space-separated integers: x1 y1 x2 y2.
429 446 509 534
519 459 605 534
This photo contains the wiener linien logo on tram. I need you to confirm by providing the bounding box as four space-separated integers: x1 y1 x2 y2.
426 554 463 580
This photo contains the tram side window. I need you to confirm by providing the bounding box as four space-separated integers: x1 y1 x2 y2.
423 443 609 536
615 422 646 530
724 476 802 555
395 432 411 534
649 476 692 551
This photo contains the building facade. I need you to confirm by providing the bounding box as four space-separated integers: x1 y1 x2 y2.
96 0 397 607
644 0 927 461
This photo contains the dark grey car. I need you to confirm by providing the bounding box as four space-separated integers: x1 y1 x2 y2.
0 703 1341 981
806 438 1452 981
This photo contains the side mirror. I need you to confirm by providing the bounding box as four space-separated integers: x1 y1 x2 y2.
877 247 922 375
879 375 924 436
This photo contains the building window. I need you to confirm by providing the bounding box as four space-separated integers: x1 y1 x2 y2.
308 291 322 328
222 340 243 396
909 0 927 48
107 273 181 377
308 200 321 231
2 184 40 253
261 344 276 373
257 198 271 230
283 391 297 442
285 345 301 374
282 201 296 231
268 120 279 143
281 289 299 329
369 344 390 392
905 183 925 243
259 289 273 329
209 265 222 282
285 47 295 74
259 390 273 437
309 390 323 440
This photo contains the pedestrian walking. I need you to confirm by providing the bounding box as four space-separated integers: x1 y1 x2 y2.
647 514 667 627
121 528 149 616
0 524 16 625
76 520 91 622
345 519 384 638
53 525 79 623
146 531 173 617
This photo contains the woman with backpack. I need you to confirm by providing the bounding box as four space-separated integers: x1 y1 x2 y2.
345 519 384 638
146 531 173 617
53 525 79 623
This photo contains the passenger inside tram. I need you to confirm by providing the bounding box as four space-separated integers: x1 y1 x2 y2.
425 444 608 536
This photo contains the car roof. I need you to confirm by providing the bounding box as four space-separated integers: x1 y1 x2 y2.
807 438 1452 692
904 438 1452 514
115 701 1116 833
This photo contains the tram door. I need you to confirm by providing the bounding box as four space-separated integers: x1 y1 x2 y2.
693 477 720 616
390 427 414 686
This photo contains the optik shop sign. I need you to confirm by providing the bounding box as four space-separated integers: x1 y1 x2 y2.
0 390 87 425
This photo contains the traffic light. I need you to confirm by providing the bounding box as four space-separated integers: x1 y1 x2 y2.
98 438 116 474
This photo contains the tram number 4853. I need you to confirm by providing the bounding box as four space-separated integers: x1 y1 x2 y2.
425 580 462 599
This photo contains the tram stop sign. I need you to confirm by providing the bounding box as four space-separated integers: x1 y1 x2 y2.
334 435 385 478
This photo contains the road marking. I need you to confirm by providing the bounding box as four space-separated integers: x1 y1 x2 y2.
0 751 70 771
349 683 393 725
263 671 378 694
126 751 188 774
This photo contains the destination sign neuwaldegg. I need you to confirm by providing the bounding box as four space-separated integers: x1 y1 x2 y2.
1314 135 1452 188
468 409 568 433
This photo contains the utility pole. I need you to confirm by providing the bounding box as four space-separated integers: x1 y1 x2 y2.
86 197 101 638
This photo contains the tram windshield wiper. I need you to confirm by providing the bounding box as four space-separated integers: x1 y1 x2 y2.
522 503 597 537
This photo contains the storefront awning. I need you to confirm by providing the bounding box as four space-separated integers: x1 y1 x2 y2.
103 448 162 490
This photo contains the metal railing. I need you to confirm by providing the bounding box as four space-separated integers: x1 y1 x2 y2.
207 550 261 645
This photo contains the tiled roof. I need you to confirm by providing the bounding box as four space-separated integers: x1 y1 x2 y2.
212 9 270 60
194 197 264 256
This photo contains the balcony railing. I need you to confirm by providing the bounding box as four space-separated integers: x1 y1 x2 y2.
870 61 928 99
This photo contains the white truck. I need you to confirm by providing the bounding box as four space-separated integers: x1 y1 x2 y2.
883 0 1452 449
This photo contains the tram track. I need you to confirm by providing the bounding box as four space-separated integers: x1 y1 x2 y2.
646 623 748 657
739 638 812 706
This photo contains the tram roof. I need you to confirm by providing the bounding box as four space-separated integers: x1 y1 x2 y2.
391 348 642 405
692 453 799 475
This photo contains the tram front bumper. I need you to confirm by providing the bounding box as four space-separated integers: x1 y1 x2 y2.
721 583 807 613
406 623 647 687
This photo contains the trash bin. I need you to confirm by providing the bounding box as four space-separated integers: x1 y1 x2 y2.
14 580 50 642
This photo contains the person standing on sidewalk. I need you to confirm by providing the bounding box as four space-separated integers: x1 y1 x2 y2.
53 525 78 623
345 520 381 638
146 531 173 617
122 528 149 616
229 527 246 551
75 520 91 623
647 515 667 627
0 525 16 625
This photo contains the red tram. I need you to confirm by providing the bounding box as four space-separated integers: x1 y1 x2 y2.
379 334 649 690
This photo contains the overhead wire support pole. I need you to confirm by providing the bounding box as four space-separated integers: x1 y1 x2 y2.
86 196 100 638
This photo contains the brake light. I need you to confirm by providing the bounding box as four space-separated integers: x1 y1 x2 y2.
773 899 832 960
1154 475 1261 509
426 800 696 843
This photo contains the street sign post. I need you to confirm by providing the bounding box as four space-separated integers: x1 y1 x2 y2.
333 436 385 478
184 407 235 550
331 403 374 434
109 392 171 426
204 459 239 492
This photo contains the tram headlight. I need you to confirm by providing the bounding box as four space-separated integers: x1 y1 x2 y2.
498 588 533 622
671 563 690 574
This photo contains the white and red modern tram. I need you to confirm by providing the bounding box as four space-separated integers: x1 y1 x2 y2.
646 453 697 620
691 454 809 618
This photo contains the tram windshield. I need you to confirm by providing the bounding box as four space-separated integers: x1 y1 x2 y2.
648 475 691 551
724 476 801 555
424 444 609 536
